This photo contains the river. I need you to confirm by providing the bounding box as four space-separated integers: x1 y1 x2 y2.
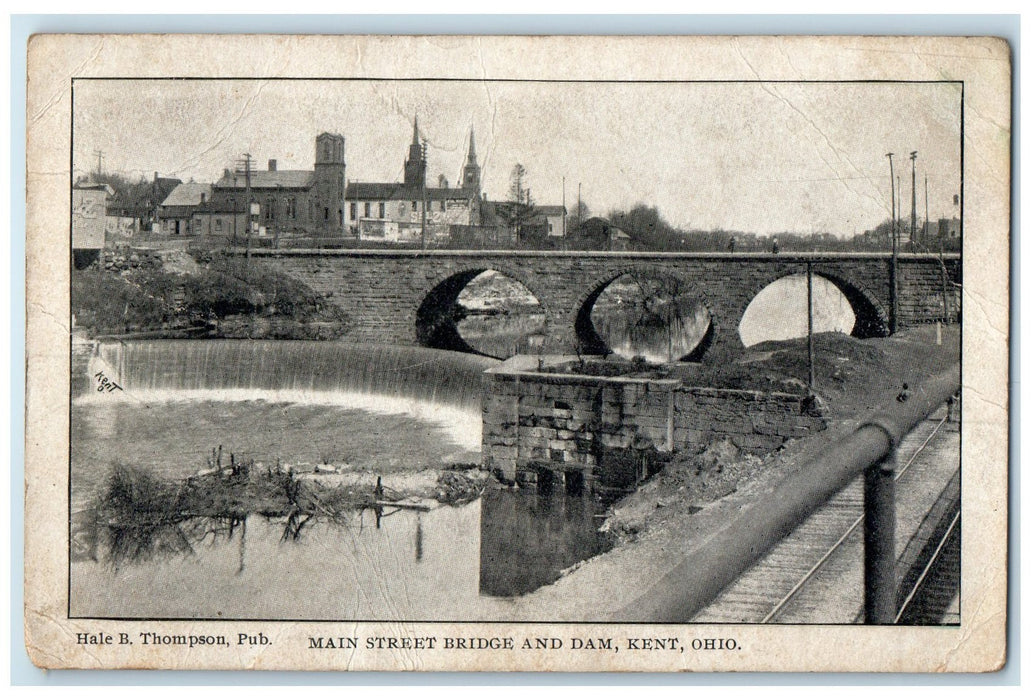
71 271 857 620
71 341 611 620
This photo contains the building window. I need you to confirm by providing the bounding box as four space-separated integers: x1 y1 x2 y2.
265 198 275 221
214 219 223 232
350 202 357 220
441 200 447 212
364 202 371 218
338 209 343 226
412 201 418 212
379 202 385 218
286 197 297 219
324 207 329 221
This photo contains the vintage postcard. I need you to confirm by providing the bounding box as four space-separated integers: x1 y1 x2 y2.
24 34 1010 672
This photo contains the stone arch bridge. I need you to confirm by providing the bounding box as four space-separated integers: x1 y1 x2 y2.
247 249 960 360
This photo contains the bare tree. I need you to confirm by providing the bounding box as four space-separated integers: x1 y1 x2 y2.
507 164 538 243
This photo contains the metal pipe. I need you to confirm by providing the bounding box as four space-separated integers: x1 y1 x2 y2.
615 365 959 622
864 450 897 623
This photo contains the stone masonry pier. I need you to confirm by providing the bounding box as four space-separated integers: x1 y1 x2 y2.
481 356 826 485
248 249 960 360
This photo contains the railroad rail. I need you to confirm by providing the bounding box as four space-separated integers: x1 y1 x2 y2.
692 413 959 624
617 365 961 624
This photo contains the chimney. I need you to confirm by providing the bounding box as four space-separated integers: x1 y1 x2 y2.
268 159 277 171
223 168 231 179
154 171 159 181
438 174 448 188
200 192 206 204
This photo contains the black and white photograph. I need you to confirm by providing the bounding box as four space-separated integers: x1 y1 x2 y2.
24 33 1009 672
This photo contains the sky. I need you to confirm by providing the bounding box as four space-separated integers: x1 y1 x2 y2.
72 79 962 236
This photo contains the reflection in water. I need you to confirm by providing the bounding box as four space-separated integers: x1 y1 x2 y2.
479 487 612 597
457 312 547 359
455 271 716 362
593 304 711 363
455 270 547 359
73 486 610 619
591 275 712 363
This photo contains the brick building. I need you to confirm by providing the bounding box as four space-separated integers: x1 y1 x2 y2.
206 132 347 238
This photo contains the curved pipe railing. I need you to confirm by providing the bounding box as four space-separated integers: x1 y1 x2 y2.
615 364 961 623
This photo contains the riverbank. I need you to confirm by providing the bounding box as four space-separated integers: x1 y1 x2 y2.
72 250 349 340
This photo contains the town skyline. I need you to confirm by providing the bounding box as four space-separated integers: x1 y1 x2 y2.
72 79 962 237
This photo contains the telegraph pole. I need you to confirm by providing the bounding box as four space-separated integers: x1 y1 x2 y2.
924 174 930 243
561 176 566 239
910 151 918 251
807 261 816 391
886 152 898 334
235 153 254 263
245 153 252 266
886 153 896 247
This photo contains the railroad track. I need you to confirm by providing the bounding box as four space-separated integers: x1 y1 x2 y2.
692 409 960 625
895 510 960 625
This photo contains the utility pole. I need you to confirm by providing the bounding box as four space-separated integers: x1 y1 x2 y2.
561 176 566 239
245 153 253 268
910 151 918 252
807 261 816 391
924 174 930 243
235 153 254 263
886 153 896 247
886 152 898 334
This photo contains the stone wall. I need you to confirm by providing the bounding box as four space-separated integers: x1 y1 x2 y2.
482 362 826 484
898 258 962 323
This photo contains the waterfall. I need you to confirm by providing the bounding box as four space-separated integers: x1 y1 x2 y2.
86 340 499 450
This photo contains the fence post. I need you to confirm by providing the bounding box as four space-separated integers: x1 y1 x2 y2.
864 450 898 623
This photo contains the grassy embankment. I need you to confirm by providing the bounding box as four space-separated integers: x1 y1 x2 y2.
72 251 348 339
604 325 960 541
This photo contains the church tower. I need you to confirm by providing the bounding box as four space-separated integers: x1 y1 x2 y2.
461 127 481 196
313 132 345 233
403 117 426 189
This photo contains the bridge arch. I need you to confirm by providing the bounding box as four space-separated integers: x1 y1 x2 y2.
573 265 718 362
415 264 551 358
738 269 889 347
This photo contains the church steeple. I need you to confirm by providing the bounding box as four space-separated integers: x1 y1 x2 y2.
462 126 481 196
404 116 426 189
